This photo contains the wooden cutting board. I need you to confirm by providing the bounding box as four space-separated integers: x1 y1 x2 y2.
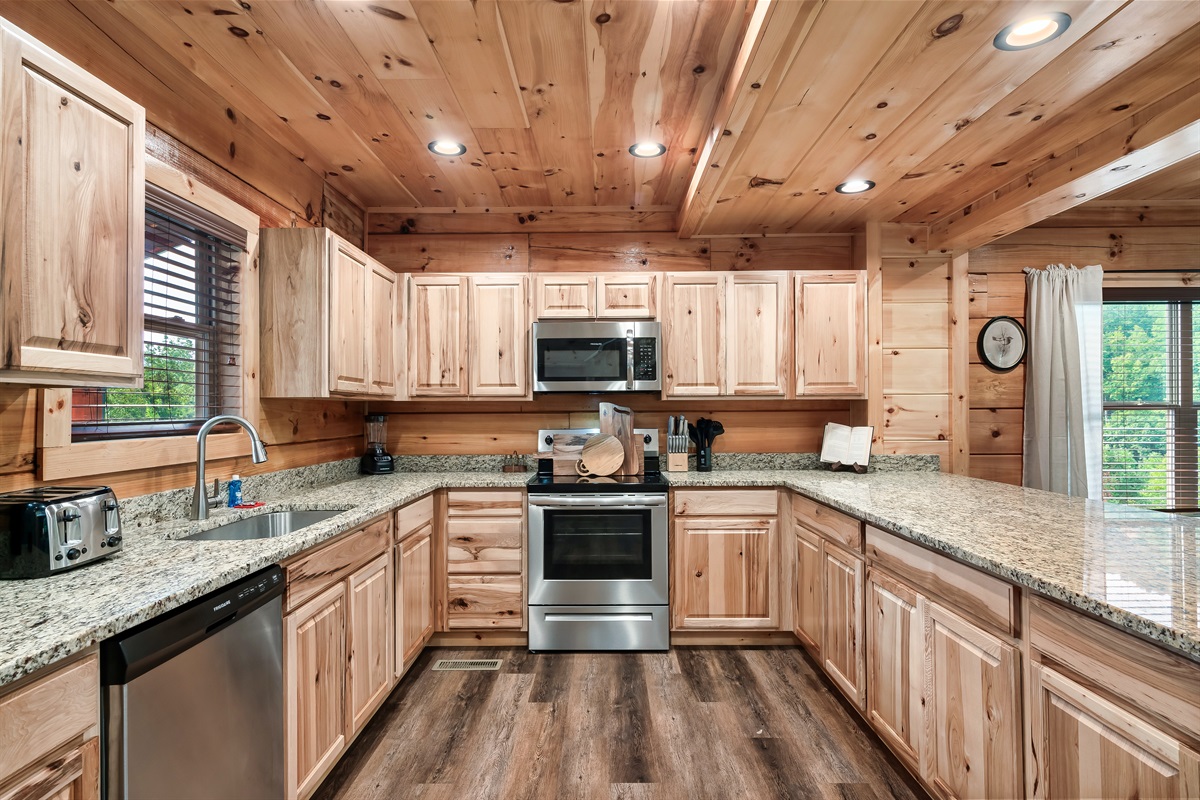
599 402 642 476
576 433 624 476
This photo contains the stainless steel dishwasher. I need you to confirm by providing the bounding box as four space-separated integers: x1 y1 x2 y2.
101 565 285 800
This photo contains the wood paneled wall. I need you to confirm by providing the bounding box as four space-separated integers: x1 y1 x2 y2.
966 222 1200 485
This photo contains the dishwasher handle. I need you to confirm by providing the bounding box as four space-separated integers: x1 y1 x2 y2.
101 564 285 686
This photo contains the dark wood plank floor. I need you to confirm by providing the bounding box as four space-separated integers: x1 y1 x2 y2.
315 646 927 800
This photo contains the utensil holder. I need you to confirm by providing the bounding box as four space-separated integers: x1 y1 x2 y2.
667 452 688 472
697 446 713 472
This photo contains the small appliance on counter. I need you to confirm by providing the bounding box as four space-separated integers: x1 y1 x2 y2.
0 486 123 579
360 414 395 475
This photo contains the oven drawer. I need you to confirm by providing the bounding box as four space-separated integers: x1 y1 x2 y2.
528 605 669 651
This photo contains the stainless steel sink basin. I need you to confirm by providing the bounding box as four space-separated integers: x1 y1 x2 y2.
183 510 342 541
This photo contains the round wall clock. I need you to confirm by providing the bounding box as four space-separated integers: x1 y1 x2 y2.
978 316 1027 372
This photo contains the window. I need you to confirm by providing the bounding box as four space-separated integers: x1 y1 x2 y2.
1102 289 1199 509
71 187 245 441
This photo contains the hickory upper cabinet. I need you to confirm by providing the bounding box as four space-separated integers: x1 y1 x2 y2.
663 272 787 398
0 21 145 387
409 274 528 398
260 228 401 399
795 271 867 397
533 273 659 320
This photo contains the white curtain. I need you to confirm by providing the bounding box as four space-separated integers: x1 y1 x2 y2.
1023 264 1104 498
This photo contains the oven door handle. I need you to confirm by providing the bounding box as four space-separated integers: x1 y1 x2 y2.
528 494 667 508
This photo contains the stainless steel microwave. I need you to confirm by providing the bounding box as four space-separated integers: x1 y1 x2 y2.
532 320 661 393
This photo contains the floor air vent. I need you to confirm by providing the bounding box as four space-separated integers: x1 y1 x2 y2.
431 659 502 672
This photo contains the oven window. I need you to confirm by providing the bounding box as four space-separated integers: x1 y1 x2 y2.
536 338 625 381
543 510 652 581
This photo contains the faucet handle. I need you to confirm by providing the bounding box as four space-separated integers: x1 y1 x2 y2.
208 478 221 503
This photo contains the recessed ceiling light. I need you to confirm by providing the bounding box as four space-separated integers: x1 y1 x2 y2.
835 179 875 194
993 13 1071 50
427 140 466 157
629 142 667 158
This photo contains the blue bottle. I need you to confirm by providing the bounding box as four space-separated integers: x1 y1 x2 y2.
228 474 243 507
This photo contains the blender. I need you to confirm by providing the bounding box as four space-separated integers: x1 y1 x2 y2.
360 414 395 474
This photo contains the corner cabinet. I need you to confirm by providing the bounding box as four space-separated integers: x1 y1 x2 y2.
261 228 401 399
395 495 434 676
0 21 145 387
409 275 528 398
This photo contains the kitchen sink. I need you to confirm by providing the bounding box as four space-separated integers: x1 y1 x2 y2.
183 510 343 541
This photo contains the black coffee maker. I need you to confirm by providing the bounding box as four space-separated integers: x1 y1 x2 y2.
360 414 395 474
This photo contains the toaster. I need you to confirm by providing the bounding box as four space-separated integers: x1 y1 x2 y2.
0 486 123 579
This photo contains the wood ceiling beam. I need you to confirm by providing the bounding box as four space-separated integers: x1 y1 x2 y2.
367 206 679 235
929 89 1200 252
675 0 823 238
1030 202 1200 228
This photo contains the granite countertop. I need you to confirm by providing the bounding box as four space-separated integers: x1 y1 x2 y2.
2 467 1197 687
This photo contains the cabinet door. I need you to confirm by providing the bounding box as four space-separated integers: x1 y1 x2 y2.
866 569 923 768
923 601 1021 799
822 542 865 707
408 275 468 396
286 582 346 800
0 23 145 385
793 523 822 653
446 575 523 629
728 272 788 396
328 240 370 395
0 737 99 800
468 275 528 397
1031 665 1200 800
664 273 725 397
533 274 595 318
795 271 866 396
673 516 777 629
368 261 399 397
396 523 434 675
346 554 393 736
597 273 658 319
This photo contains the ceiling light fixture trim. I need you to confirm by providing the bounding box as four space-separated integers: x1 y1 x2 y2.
629 142 667 158
993 12 1072 50
428 140 467 157
835 179 876 194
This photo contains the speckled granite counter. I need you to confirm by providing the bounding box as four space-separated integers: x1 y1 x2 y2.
2 466 1197 687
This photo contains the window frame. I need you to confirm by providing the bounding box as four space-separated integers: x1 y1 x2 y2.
1101 285 1200 511
37 156 261 482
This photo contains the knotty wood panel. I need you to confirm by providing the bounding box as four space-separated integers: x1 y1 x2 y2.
882 394 949 442
969 408 1024 456
708 236 854 271
882 304 950 348
883 349 949 395
969 363 1026 408
371 234 528 273
969 455 1023 486
970 227 1200 273
531 234 711 272
0 388 37 476
881 258 951 303
368 208 678 235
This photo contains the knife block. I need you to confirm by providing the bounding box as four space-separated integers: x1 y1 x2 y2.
666 452 688 472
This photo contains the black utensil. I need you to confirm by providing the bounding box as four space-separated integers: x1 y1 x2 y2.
688 422 698 446
708 420 725 445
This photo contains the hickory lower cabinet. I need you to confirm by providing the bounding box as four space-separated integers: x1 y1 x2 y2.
283 514 394 800
672 489 780 629
395 495 435 674
443 490 525 630
0 653 100 800
0 21 145 387
1026 595 1200 800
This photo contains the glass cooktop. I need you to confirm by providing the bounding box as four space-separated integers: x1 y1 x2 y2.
527 473 669 494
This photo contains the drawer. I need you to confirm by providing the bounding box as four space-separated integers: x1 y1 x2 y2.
866 525 1015 637
285 516 391 612
0 653 98 779
1028 595 1200 739
446 516 522 574
446 575 523 629
395 494 433 540
792 493 862 550
673 489 777 517
446 490 524 517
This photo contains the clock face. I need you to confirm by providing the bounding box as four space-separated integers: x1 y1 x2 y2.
979 316 1026 372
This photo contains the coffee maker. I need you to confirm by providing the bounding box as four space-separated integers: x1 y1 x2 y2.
360 414 395 474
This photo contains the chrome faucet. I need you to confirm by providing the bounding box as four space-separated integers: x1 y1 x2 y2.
192 414 268 520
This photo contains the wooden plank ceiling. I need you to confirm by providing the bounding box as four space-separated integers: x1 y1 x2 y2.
50 0 1200 239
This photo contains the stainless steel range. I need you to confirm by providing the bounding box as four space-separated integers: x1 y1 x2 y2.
527 428 669 651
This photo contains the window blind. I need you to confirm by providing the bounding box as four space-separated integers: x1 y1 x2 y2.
1102 298 1198 509
71 201 243 441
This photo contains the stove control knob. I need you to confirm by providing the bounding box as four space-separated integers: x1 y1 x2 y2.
544 435 553 445
644 434 652 444
66 548 81 560
106 535 122 548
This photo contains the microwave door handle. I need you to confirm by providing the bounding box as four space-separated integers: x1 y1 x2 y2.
626 330 635 389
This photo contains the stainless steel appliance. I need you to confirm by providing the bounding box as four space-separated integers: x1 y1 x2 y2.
360 413 395 474
0 486 122 579
101 565 284 800
532 320 661 393
527 428 669 651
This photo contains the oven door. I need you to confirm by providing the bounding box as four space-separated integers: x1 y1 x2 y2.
528 493 668 606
